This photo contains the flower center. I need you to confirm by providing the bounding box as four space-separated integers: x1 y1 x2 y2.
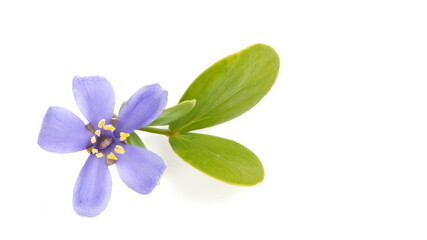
98 136 113 150
86 119 130 163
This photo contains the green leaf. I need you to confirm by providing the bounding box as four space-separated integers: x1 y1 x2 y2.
126 132 146 149
150 99 196 126
169 133 264 186
169 43 279 133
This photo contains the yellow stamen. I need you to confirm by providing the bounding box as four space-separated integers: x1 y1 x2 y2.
103 124 116 132
92 148 98 154
107 152 117 160
96 153 104 158
91 136 97 144
98 119 106 128
114 145 125 154
120 132 130 141
95 130 101 137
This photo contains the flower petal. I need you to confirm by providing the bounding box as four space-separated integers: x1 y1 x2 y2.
115 84 167 134
115 144 166 194
38 106 93 153
73 76 115 128
73 154 112 217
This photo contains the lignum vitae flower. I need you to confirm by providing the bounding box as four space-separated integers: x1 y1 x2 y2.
38 76 168 217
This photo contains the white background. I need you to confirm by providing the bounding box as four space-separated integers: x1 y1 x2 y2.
1 0 426 239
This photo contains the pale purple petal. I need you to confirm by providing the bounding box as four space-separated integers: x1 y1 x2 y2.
73 154 112 217
115 84 167 134
38 106 93 153
73 76 115 127
115 143 166 194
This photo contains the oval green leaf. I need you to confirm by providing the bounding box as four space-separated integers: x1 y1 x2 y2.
150 99 196 126
169 43 279 133
127 132 146 149
169 133 264 186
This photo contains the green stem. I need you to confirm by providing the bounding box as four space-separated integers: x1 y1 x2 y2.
138 126 171 136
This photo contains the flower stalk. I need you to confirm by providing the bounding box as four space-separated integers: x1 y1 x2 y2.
139 126 172 136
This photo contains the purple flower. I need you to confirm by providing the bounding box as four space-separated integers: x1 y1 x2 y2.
38 76 168 217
